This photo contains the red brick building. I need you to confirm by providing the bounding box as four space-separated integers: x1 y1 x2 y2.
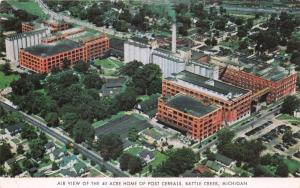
161 71 252 124
157 94 223 140
22 20 69 33
19 33 109 73
220 64 297 103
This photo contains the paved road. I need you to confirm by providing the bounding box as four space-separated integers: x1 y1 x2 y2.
0 100 129 177
222 6 300 15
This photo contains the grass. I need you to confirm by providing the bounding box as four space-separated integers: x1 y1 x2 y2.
283 158 300 173
7 0 47 18
219 40 240 51
125 146 143 156
0 72 19 89
276 114 300 125
94 58 123 69
89 169 102 177
92 111 126 128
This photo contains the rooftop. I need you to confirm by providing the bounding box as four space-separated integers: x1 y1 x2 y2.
162 94 218 117
166 71 248 100
24 39 80 57
206 160 223 172
66 31 101 43
215 153 235 166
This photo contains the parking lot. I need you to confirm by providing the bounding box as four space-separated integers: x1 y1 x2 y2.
243 118 300 161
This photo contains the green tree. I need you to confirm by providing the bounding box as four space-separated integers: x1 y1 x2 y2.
128 127 139 142
45 112 59 127
120 60 143 77
275 161 289 177
17 145 24 155
52 162 59 171
10 162 22 176
281 95 300 115
0 63 11 75
84 73 104 89
119 153 131 171
73 61 89 73
96 134 123 161
217 128 235 152
128 156 143 174
282 129 293 143
21 125 38 140
29 139 45 159
0 141 13 165
72 120 95 143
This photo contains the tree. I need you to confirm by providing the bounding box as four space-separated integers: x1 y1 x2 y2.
38 132 48 145
10 162 22 176
73 61 89 73
115 88 137 111
0 165 5 176
128 127 139 142
119 153 131 171
96 134 123 161
281 95 300 115
128 156 143 174
61 58 71 69
11 77 34 96
17 145 24 155
21 125 38 140
153 148 197 177
0 141 13 165
0 63 12 75
72 120 95 143
29 139 45 159
52 162 59 171
120 60 143 77
217 128 235 152
84 73 104 89
282 129 293 143
275 161 289 177
211 37 217 46
45 112 59 127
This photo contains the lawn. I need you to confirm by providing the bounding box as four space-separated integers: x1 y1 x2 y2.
276 114 300 125
7 0 47 18
94 58 123 69
92 111 126 128
89 169 103 177
283 158 300 173
125 147 143 156
0 72 19 89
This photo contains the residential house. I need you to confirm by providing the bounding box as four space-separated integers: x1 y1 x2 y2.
206 160 225 175
100 77 126 97
49 148 65 162
59 155 77 169
215 153 236 168
141 128 165 145
193 165 212 175
5 123 23 136
74 162 88 177
138 149 155 163
45 142 56 154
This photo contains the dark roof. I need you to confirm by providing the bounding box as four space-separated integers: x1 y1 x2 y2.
52 148 65 159
103 77 126 88
138 149 155 159
162 94 218 117
5 123 23 134
110 38 125 51
131 36 149 44
45 142 55 149
215 153 235 166
24 39 80 57
191 50 207 60
167 70 248 98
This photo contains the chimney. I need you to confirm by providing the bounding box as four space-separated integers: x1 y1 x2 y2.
172 23 176 53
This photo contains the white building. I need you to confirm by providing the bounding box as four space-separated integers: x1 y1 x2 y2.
5 28 50 63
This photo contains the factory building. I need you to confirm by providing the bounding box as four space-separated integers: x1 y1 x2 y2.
5 28 51 62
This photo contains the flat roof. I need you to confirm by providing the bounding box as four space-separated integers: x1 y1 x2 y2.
66 31 100 42
162 94 218 117
166 71 248 100
24 39 80 57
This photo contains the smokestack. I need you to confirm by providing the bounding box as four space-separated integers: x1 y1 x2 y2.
172 23 176 53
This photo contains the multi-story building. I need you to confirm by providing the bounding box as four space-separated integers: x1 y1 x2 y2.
162 70 252 124
22 19 69 33
220 61 297 103
19 32 109 73
41 27 85 44
157 94 223 140
5 28 51 62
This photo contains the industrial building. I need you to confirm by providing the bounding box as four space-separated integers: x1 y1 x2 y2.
157 94 223 140
5 28 51 62
162 70 252 124
19 31 109 73
22 19 69 33
220 60 297 103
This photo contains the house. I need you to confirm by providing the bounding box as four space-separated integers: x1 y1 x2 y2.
193 165 211 174
45 142 56 154
138 149 155 163
59 155 77 169
294 109 300 118
49 148 65 162
141 128 165 145
5 123 23 136
4 158 16 170
100 77 126 97
60 169 78 177
74 162 88 176
206 160 225 175
215 153 235 167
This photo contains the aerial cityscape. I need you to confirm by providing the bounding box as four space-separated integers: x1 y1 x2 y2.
0 0 300 178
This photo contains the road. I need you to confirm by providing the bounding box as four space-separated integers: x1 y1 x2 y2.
35 0 130 38
0 100 129 177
